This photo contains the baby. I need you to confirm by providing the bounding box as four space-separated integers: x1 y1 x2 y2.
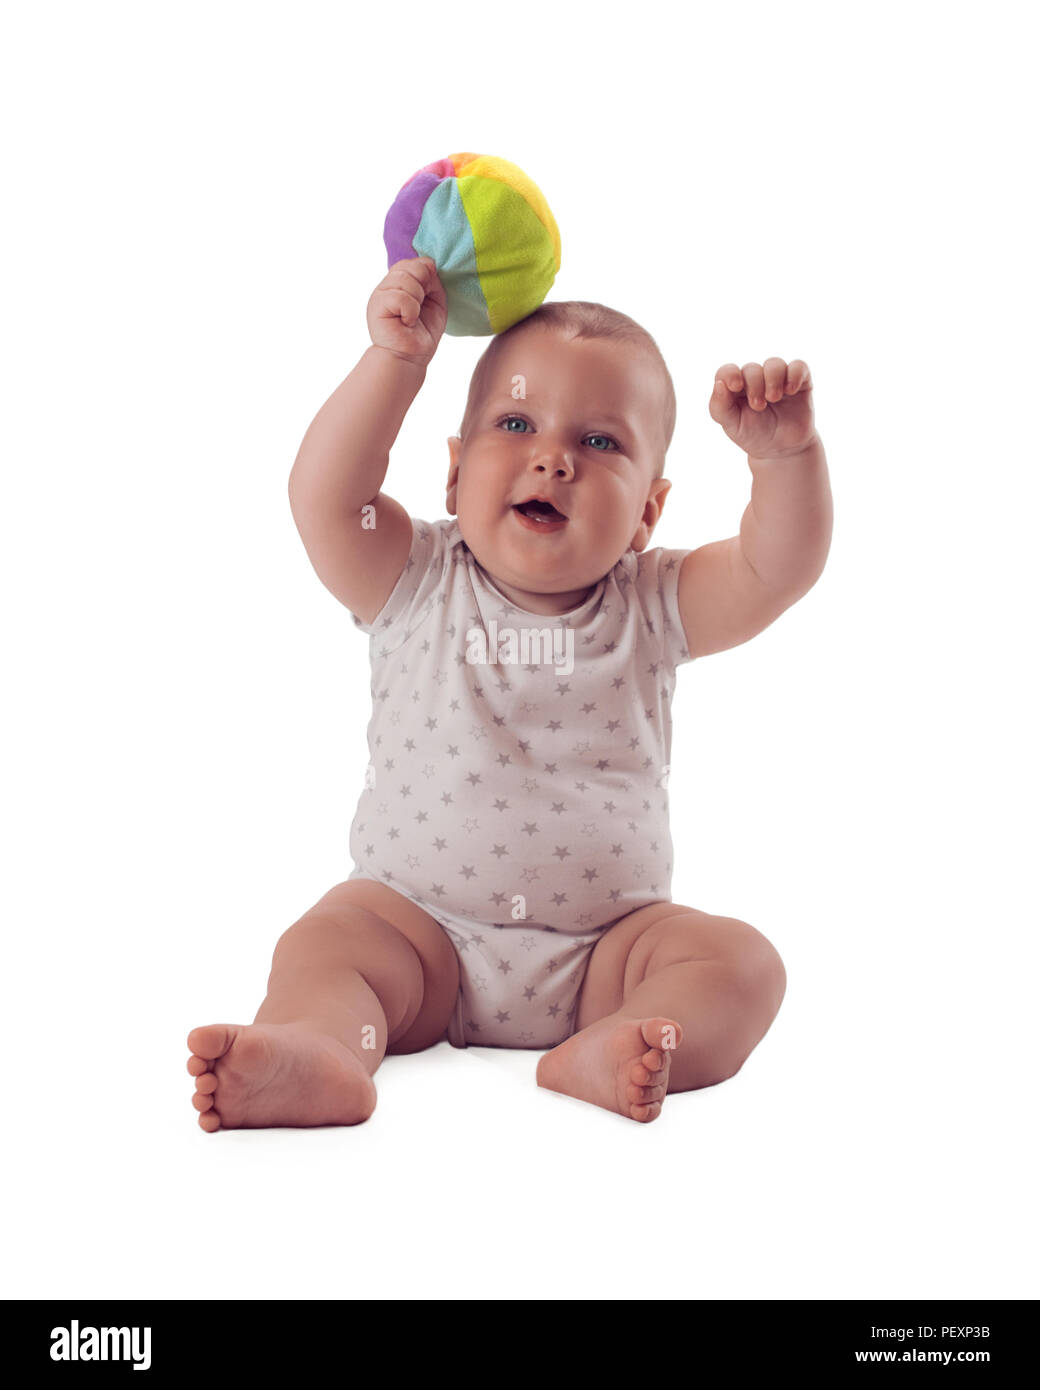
187 255 833 1128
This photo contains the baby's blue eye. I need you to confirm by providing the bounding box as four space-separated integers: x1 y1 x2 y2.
498 416 618 451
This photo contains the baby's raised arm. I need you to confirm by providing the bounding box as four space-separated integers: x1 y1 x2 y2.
288 257 447 624
675 359 833 660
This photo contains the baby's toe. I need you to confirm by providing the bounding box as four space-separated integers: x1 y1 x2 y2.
195 1073 218 1095
631 1099 662 1123
192 1090 215 1113
630 1058 659 1085
186 1053 209 1077
642 1018 683 1056
198 1110 221 1133
628 1080 665 1105
187 1024 235 1061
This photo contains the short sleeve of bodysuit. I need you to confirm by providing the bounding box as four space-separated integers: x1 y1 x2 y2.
624 543 694 672
349 517 455 649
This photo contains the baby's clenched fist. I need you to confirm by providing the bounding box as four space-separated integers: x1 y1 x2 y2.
709 357 818 459
367 256 448 368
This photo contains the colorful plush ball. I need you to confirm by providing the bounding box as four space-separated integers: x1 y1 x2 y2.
383 152 561 336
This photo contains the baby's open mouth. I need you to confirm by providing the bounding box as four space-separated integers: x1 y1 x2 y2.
512 498 567 524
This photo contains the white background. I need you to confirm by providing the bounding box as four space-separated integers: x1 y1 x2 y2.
3 0 1037 1302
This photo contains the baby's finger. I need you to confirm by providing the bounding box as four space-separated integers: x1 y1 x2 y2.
709 372 741 425
785 359 812 393
388 254 435 276
377 286 425 327
762 357 788 403
406 256 446 295
742 362 767 410
715 362 744 394
383 261 434 299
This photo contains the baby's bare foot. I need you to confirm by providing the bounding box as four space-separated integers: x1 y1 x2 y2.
535 1015 682 1123
186 1022 377 1132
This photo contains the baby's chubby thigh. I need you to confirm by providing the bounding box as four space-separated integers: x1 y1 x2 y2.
310 878 461 1053
573 900 695 1033
573 897 788 1036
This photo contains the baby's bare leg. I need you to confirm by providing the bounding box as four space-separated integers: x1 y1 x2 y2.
538 902 786 1123
187 882 460 1132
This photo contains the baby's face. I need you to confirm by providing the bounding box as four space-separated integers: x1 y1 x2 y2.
445 329 672 615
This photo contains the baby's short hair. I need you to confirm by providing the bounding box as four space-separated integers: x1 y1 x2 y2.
458 301 676 480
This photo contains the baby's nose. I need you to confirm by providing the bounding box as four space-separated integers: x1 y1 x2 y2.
536 455 574 478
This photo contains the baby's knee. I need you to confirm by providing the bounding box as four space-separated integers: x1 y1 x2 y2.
724 919 786 1014
273 902 423 985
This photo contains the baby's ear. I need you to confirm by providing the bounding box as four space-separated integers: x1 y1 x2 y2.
447 435 462 474
445 437 462 512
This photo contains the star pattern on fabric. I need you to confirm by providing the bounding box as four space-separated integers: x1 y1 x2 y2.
348 518 693 1049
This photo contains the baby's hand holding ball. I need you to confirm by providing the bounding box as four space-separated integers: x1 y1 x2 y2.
367 256 448 367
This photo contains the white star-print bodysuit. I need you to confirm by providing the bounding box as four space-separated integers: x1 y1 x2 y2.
346 516 694 1050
